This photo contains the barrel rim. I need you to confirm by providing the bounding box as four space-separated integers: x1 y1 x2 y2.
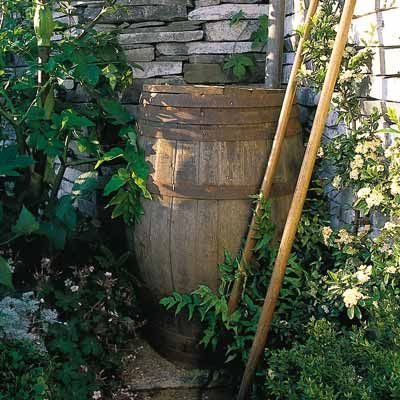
142 83 286 95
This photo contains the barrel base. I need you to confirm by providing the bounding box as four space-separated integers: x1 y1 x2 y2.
143 303 217 368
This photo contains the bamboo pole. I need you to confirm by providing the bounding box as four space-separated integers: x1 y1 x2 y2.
264 0 286 89
227 0 320 315
236 1 357 398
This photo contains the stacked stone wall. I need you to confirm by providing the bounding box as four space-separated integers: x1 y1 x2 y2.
76 1 270 108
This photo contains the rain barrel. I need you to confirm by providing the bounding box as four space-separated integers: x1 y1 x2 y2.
129 84 303 365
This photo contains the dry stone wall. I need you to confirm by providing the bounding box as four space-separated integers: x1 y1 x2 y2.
284 0 400 227
76 1 269 98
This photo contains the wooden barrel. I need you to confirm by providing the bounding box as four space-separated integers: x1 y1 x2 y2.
129 84 303 365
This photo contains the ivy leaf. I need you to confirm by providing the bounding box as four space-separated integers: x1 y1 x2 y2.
104 174 127 196
55 196 77 231
251 15 269 50
95 147 124 169
0 256 13 288
72 171 99 199
39 221 67 250
12 206 39 236
52 109 95 131
224 55 254 79
75 63 101 86
99 99 132 125
230 9 245 26
0 146 35 177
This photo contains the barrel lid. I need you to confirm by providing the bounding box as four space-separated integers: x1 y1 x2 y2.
142 84 286 96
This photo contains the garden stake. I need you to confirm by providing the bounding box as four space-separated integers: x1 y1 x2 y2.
227 0 320 315
237 0 357 398
264 0 286 89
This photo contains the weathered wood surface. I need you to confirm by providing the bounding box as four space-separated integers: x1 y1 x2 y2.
131 84 303 365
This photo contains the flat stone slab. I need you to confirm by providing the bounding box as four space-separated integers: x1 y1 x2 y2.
119 30 203 45
189 4 268 21
84 5 187 23
157 41 262 56
119 337 232 400
131 62 183 78
204 19 260 41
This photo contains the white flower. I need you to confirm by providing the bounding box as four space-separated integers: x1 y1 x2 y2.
322 226 333 245
350 154 364 169
357 187 371 199
384 222 398 231
92 391 102 400
70 285 79 293
105 272 112 278
365 190 384 208
64 279 73 288
390 180 400 196
349 168 359 180
335 229 353 246
89 266 95 273
332 176 342 189
342 288 364 308
338 69 354 83
385 266 397 274
317 147 324 158
355 265 372 284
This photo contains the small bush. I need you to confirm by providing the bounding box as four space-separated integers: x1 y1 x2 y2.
0 340 53 400
265 315 400 400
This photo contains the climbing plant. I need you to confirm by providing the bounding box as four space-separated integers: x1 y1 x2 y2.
0 0 149 284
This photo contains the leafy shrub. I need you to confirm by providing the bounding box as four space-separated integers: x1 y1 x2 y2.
38 246 142 399
0 340 53 400
265 313 400 400
0 0 148 284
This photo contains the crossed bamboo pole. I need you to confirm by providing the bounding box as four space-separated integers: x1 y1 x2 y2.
237 0 358 398
227 0 320 315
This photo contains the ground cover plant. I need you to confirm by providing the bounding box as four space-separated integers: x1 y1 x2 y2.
0 0 146 398
162 1 400 398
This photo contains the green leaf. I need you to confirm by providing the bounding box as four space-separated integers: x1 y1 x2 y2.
0 146 35 177
223 55 254 79
347 306 355 320
55 196 77 231
100 99 132 125
52 109 95 131
72 171 99 198
95 147 124 169
12 206 39 236
230 9 245 26
0 256 13 288
39 221 67 250
104 175 127 196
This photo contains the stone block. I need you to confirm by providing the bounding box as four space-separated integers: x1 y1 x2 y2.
84 5 187 23
157 41 261 55
124 46 155 62
195 0 220 7
204 19 260 41
131 61 183 78
189 54 226 63
188 4 268 21
119 30 203 45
